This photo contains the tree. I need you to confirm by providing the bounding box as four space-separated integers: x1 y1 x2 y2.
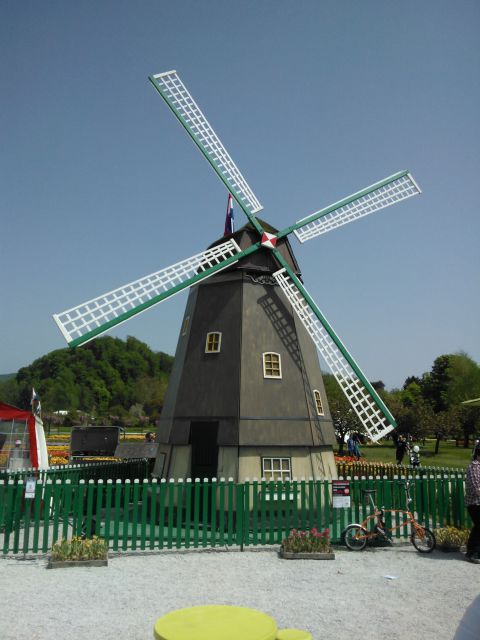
323 374 363 452
419 352 480 415
0 336 174 421
330 398 362 453
444 352 480 407
457 406 480 448
421 355 451 413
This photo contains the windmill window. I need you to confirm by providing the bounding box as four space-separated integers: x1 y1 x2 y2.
263 352 282 378
205 332 222 353
313 390 324 416
261 457 291 482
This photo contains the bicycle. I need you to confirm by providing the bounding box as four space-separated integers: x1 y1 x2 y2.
342 480 436 553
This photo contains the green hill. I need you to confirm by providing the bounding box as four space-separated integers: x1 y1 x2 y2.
0 336 173 422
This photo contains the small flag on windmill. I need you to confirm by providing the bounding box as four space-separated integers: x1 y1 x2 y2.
31 388 41 417
224 193 234 236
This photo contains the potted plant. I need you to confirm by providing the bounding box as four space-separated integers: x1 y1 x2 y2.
279 527 334 560
434 526 469 552
48 536 108 568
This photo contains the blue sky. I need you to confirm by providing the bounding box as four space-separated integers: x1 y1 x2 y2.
1 0 479 389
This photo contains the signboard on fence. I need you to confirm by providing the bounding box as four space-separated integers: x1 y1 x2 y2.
332 480 350 508
25 477 36 499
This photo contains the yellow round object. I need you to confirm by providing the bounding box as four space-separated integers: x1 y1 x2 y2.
153 605 277 640
276 629 313 640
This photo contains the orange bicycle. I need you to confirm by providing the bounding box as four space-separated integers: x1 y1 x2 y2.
343 480 436 553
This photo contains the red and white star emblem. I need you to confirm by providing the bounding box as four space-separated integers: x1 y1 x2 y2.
261 232 278 249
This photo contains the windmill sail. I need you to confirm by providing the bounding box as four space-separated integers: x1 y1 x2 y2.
284 171 421 243
273 267 395 441
54 239 244 348
149 70 263 233
53 69 423 450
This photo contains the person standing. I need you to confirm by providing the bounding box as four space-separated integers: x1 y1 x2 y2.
353 433 361 461
347 434 355 457
396 435 408 465
465 441 480 563
410 445 421 467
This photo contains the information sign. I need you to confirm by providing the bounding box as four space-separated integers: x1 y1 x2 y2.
25 477 36 499
332 480 351 508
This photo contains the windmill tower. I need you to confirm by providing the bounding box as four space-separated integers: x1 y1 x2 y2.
53 70 421 483
155 220 338 482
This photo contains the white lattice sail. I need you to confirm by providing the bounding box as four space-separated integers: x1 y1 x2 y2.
273 268 394 441
150 70 262 216
293 171 421 243
54 239 242 347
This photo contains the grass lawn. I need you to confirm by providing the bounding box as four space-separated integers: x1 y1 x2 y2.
338 439 472 470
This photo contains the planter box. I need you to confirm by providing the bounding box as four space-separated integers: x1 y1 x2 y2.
438 543 461 553
279 550 335 560
47 558 108 569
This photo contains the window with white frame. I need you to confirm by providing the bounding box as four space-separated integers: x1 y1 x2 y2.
205 332 222 353
263 352 282 378
313 389 324 416
262 457 291 482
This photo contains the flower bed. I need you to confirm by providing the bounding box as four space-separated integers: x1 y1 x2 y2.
48 536 108 569
52 535 108 561
336 459 414 479
282 527 331 553
434 526 469 551
49 456 69 465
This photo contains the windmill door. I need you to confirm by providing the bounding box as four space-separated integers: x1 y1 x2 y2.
190 421 219 480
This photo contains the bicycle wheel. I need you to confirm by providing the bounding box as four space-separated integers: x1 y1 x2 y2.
410 526 436 553
343 525 368 551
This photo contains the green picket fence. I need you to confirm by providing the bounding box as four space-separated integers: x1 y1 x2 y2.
0 459 149 485
0 474 468 556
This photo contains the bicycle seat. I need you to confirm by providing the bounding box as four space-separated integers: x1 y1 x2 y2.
363 489 376 494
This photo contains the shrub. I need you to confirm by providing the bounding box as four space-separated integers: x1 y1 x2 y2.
51 536 108 561
281 528 331 553
434 527 469 547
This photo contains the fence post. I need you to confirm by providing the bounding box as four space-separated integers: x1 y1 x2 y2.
227 478 234 547
243 479 250 548
383 477 393 534
122 479 131 551
218 477 225 547
2 480 15 554
259 479 267 545
149 478 158 550
111 479 121 551
456 473 467 529
176 478 184 549
140 479 149 551
166 479 175 549
31 478 43 553
83 479 96 541
104 479 113 546
235 482 245 550
61 479 72 541
268 479 275 544
131 479 140 551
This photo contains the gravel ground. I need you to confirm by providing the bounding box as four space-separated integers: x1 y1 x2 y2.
1 544 478 640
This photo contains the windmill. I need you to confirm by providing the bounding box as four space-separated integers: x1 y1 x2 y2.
53 70 421 481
